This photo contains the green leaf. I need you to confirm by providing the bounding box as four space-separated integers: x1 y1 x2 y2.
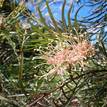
68 3 73 32
62 0 67 32
46 0 61 34
74 5 84 31
37 7 48 27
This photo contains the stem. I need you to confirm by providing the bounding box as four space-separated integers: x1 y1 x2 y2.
18 31 26 80
18 48 24 80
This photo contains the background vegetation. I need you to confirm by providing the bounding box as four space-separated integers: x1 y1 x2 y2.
0 0 107 107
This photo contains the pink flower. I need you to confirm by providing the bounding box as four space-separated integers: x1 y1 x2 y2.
45 40 95 75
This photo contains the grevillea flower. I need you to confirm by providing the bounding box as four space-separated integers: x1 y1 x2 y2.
45 40 95 75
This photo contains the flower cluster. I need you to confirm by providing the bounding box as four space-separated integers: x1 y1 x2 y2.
45 40 95 75
47 40 95 65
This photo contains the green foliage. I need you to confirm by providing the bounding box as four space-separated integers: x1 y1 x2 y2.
0 0 107 107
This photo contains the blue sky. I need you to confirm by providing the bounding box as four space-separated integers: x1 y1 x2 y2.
20 0 107 33
24 0 93 22
16 0 107 46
